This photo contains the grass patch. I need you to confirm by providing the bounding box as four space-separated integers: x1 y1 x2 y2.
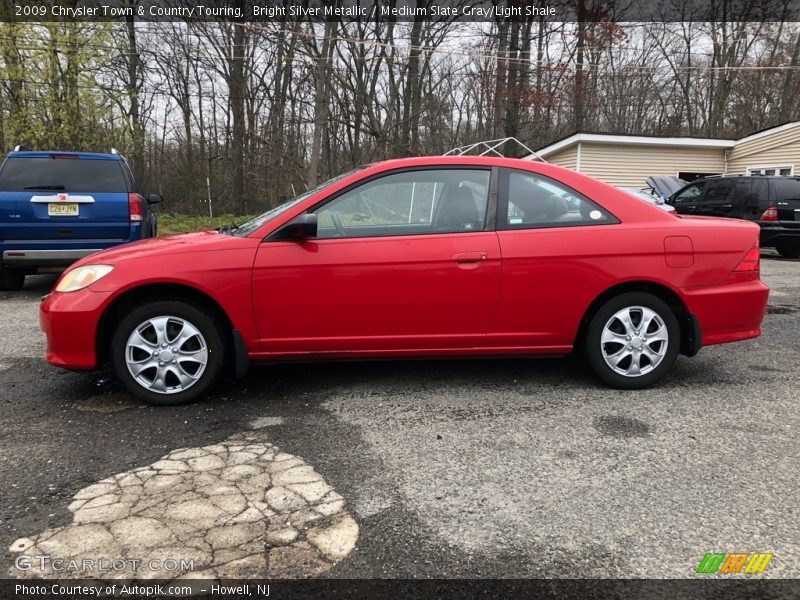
157 214 256 235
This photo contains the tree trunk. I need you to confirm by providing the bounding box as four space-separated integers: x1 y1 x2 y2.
125 9 144 182
400 17 423 156
308 20 337 187
574 17 586 131
229 8 246 213
779 32 800 122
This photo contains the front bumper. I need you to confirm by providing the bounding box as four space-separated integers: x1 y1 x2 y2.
681 278 769 347
39 288 111 370
3 248 100 268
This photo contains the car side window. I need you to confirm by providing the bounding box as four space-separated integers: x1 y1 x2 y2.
702 179 735 204
312 169 490 239
499 169 615 229
738 179 769 213
673 181 705 204
124 162 143 195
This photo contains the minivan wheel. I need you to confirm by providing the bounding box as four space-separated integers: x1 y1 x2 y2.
0 267 25 291
776 244 800 259
111 300 226 405
585 292 680 389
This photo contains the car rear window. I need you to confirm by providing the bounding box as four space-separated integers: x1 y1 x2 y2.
0 157 127 193
773 178 800 202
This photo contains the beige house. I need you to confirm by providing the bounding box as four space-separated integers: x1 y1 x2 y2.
529 121 800 189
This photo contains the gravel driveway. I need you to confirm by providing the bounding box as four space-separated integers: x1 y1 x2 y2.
1 253 798 582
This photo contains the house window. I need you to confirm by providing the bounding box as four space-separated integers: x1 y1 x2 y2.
677 171 721 182
747 165 793 176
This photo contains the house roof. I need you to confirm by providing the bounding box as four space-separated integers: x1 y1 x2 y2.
529 121 800 160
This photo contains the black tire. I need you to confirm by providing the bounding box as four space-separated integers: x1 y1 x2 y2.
776 244 800 259
111 300 226 405
0 267 25 291
585 292 680 390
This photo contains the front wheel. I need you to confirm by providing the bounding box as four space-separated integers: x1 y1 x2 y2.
111 300 226 405
585 292 680 389
0 267 25 291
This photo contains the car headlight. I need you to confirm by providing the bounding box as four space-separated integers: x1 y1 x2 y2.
55 265 114 293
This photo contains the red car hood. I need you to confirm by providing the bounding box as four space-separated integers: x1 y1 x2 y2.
71 231 236 267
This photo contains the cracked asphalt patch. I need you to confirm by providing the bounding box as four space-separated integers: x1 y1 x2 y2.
9 431 357 579
73 391 141 413
2 256 800 580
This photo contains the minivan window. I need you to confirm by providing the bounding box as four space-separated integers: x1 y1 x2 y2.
0 157 127 193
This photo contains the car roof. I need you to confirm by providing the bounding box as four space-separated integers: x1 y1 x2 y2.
367 155 535 166
695 174 800 181
6 150 122 160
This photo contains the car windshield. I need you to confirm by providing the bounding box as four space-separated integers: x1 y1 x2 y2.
231 168 365 237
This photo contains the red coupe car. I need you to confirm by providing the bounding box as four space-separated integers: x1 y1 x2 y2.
40 156 769 405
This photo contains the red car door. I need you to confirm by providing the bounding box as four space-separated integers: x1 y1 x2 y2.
491 168 621 351
251 168 502 356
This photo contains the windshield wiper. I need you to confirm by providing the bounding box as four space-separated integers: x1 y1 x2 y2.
24 185 65 190
217 222 240 235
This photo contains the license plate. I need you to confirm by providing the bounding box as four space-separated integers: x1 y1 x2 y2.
48 203 79 216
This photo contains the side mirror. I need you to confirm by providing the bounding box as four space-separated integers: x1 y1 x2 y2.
147 193 164 205
269 213 317 241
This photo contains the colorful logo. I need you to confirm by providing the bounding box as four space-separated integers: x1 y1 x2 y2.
696 552 774 574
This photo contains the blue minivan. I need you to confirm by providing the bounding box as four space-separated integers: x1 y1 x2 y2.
0 148 162 290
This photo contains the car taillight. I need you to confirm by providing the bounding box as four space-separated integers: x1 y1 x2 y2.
734 242 760 272
759 205 778 221
129 193 143 222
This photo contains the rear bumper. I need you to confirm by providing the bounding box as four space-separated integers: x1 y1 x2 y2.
759 223 800 248
39 288 110 370
681 279 769 347
3 248 100 267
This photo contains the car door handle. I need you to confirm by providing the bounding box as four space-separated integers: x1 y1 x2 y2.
452 252 488 263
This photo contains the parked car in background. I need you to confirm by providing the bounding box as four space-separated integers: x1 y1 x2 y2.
40 156 768 405
668 175 800 258
0 148 163 290
646 176 687 200
621 188 676 213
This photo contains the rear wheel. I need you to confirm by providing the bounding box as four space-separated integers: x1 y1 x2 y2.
111 300 226 405
776 244 800 259
0 267 25 291
585 292 680 389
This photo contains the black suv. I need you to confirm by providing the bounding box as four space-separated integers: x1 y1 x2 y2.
668 175 800 258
